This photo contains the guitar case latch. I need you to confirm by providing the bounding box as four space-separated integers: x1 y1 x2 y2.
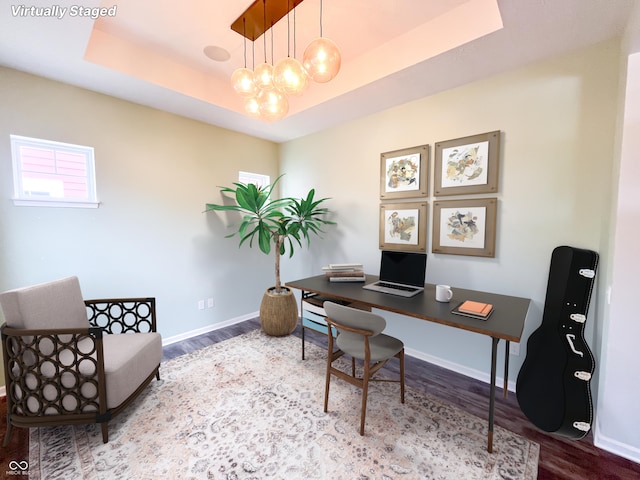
573 421 591 432
574 371 592 381
570 313 586 323
579 269 596 278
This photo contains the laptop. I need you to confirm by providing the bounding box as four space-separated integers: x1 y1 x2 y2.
363 250 427 297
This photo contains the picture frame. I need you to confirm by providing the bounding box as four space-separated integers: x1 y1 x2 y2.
432 198 497 257
380 145 429 199
379 202 427 252
433 131 500 196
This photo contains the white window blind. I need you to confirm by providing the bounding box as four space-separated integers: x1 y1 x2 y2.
239 171 270 188
10 135 99 208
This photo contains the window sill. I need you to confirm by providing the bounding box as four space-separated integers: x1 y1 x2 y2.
13 198 100 209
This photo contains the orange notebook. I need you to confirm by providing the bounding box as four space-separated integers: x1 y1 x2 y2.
458 300 494 317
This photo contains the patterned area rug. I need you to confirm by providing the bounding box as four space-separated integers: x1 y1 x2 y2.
29 330 539 479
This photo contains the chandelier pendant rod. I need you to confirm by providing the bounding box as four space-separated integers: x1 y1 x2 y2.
242 18 248 68
262 0 267 63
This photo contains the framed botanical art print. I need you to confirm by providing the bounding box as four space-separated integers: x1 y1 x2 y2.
432 198 497 257
379 202 427 252
380 145 429 199
433 131 500 196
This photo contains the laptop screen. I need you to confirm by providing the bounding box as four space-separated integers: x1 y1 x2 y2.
379 250 427 287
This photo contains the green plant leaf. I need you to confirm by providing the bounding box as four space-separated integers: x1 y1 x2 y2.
205 174 335 288
257 223 271 254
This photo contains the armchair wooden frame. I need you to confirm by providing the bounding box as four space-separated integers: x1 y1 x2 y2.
324 317 405 436
1 297 160 446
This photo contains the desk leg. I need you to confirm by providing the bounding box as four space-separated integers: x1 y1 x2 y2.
488 337 499 453
300 292 306 360
504 340 510 399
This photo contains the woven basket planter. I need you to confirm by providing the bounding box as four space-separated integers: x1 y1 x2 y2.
259 287 298 336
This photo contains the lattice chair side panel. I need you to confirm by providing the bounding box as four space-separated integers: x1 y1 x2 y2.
2 327 107 418
85 298 156 334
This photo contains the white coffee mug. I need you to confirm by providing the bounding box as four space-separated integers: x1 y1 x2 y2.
435 284 453 302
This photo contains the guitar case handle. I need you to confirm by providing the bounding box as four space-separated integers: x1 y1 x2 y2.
566 334 584 357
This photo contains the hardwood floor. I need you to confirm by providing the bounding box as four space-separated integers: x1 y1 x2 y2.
3 318 639 479
0 395 28 475
164 319 640 480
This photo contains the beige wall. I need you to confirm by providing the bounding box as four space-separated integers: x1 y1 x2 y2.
0 67 280 386
280 40 620 394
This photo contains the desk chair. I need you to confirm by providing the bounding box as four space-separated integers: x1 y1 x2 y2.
323 301 405 435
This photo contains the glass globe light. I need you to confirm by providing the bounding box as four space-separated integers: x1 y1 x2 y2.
302 37 341 83
273 57 309 95
253 63 275 91
244 95 261 118
231 67 256 98
258 88 289 122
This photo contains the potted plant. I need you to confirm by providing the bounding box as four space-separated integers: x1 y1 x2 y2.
205 175 335 336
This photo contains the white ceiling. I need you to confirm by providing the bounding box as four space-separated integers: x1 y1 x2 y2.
0 0 635 143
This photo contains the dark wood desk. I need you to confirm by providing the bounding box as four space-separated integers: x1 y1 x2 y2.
286 274 531 453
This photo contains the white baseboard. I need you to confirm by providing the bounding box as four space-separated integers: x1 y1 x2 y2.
594 421 640 464
161 311 259 346
405 346 517 392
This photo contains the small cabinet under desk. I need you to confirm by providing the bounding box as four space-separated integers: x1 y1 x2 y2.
300 292 370 360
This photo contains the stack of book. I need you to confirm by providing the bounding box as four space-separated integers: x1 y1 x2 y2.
322 263 366 282
452 300 494 320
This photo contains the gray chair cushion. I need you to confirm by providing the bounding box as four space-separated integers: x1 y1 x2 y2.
337 332 404 362
103 332 162 409
0 276 89 330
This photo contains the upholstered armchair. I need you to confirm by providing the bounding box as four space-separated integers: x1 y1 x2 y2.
0 276 162 446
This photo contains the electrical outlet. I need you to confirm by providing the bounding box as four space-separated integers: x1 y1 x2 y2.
509 342 520 356
207 297 214 308
198 300 205 310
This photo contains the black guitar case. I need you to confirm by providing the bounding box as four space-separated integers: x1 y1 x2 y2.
516 245 598 439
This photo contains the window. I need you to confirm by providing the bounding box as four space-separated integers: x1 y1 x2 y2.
10 135 99 208
238 171 270 188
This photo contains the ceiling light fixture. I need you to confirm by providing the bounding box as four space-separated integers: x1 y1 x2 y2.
302 0 341 83
253 0 275 93
273 6 308 95
231 19 257 98
230 0 341 122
